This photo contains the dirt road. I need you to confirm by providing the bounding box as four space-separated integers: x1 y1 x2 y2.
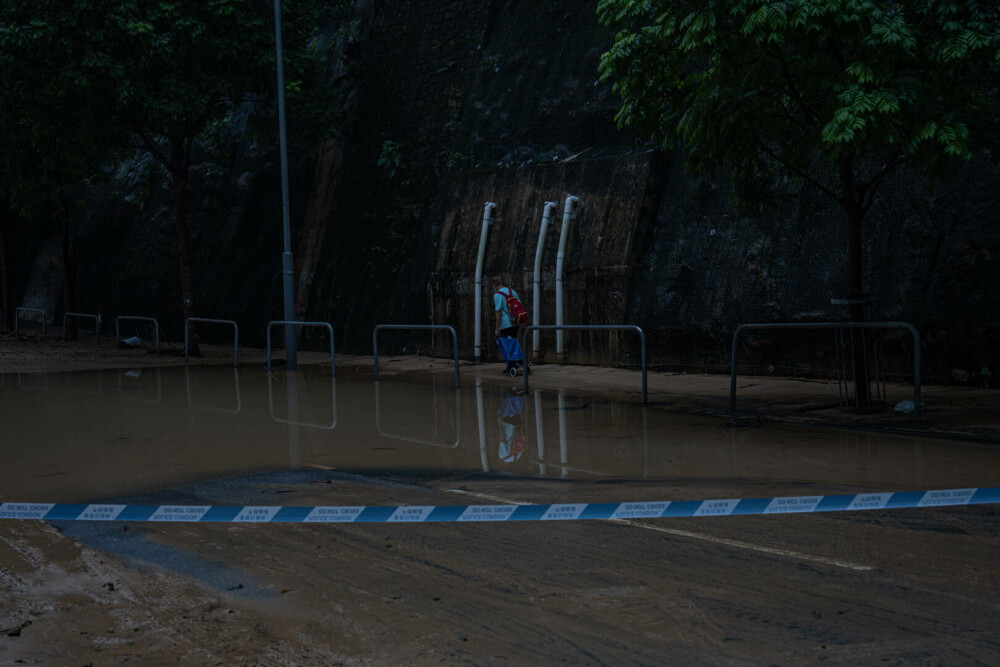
4 471 999 665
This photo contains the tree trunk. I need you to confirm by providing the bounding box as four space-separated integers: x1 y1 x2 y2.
839 157 871 407
59 201 78 341
295 136 344 318
293 0 377 321
171 143 198 357
0 212 10 333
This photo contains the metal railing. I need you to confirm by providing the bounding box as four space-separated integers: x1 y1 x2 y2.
266 321 335 375
372 324 460 388
66 370 104 396
267 372 337 429
185 367 241 414
115 315 161 353
374 383 461 448
730 321 922 420
14 307 46 336
184 317 239 366
17 373 49 391
523 325 647 404
63 312 100 343
117 368 162 405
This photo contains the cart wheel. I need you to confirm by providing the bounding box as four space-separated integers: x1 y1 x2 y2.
509 367 517 377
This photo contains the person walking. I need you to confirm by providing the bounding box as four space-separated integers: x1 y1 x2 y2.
492 276 522 340
492 275 530 376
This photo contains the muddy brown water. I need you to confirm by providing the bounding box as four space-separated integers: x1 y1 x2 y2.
2 366 998 503
3 366 1000 665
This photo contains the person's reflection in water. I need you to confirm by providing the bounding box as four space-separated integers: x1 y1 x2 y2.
497 387 528 464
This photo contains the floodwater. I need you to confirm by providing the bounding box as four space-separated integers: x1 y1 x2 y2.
4 366 1000 664
2 365 998 504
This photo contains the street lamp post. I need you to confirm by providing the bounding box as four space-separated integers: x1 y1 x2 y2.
273 0 297 370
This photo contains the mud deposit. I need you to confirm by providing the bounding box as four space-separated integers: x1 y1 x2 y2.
2 360 999 664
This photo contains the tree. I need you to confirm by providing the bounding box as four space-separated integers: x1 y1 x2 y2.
100 0 338 354
294 3 368 321
0 0 123 337
101 0 274 355
598 0 1000 405
2 1 342 344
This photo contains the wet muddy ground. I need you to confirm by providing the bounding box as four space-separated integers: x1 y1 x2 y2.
1 337 999 664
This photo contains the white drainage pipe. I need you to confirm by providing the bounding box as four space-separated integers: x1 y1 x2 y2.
555 195 579 357
532 201 558 355
535 391 546 476
473 202 496 362
476 380 489 472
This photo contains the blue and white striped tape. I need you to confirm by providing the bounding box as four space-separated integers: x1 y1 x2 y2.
1 487 998 523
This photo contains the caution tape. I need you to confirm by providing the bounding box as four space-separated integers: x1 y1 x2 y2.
1 487 998 523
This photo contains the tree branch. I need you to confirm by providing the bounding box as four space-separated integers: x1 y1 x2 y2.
769 49 820 126
755 139 840 202
859 149 910 211
132 124 170 169
824 34 848 71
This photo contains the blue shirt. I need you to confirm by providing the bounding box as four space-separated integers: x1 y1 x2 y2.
494 287 519 330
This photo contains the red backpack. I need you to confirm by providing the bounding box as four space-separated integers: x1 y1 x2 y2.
498 287 529 326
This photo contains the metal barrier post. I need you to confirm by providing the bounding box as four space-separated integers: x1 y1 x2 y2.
266 371 337 429
117 367 163 404
63 312 100 343
17 373 49 391
523 325 647 404
730 321 921 420
15 307 46 336
266 320 335 375
184 317 239 366
185 366 242 414
372 324 460 388
65 370 104 396
115 315 161 353
374 382 461 448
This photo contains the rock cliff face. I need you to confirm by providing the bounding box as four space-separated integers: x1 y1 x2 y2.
12 0 999 384
422 154 657 365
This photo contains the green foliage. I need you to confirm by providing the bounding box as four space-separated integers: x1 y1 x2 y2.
100 0 278 172
599 0 1000 329
597 0 1000 206
378 140 407 180
0 0 346 217
0 0 124 218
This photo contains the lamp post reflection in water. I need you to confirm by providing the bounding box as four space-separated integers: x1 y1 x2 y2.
287 372 300 466
266 371 337 469
643 403 649 478
558 390 569 478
